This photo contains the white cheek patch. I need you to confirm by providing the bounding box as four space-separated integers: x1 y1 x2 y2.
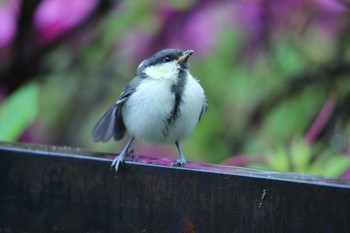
144 61 179 80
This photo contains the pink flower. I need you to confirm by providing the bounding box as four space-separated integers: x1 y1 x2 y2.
34 0 97 44
0 0 18 48
182 4 231 56
156 3 232 57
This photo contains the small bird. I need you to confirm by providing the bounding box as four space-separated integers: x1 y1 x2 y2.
92 48 207 172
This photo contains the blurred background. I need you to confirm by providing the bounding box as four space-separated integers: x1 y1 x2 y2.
1 0 350 178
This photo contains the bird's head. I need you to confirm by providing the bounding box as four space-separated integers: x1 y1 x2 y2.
137 49 193 80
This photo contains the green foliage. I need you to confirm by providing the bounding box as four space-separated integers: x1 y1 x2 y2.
0 82 39 141
249 139 350 177
260 87 326 144
273 41 306 76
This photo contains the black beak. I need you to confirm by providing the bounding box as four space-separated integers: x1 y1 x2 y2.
177 50 194 64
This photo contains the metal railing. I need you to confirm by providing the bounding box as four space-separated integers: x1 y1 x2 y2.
1 142 350 232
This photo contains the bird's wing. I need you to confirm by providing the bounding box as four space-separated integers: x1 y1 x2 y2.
198 97 208 122
92 76 143 142
92 103 122 142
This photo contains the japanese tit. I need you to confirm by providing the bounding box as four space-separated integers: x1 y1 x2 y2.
93 48 207 172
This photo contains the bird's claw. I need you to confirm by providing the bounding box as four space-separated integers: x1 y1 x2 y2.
109 137 135 173
171 159 187 167
110 156 125 173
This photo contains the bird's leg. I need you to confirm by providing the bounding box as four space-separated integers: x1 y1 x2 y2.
111 137 135 173
172 142 187 167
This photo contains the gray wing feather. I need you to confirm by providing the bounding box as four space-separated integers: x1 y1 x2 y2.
92 103 125 142
92 76 143 142
198 97 208 122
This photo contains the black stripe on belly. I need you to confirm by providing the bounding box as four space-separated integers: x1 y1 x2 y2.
166 69 187 126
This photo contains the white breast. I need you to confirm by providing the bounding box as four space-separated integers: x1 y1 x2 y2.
165 74 205 143
122 72 205 145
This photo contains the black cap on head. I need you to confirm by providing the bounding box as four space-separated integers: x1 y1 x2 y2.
137 49 193 74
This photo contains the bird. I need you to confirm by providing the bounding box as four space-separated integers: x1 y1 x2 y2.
92 48 207 172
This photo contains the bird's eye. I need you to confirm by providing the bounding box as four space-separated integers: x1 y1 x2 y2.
163 56 171 62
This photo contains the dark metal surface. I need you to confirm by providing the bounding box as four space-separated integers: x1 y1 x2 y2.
1 142 350 233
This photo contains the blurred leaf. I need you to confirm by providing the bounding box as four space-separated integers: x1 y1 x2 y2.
319 155 350 177
0 82 39 141
260 87 326 144
266 145 290 171
300 27 336 64
273 41 306 76
309 151 350 177
168 0 196 9
289 140 312 172
249 138 350 177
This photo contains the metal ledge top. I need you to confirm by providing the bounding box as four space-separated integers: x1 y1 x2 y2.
1 141 349 188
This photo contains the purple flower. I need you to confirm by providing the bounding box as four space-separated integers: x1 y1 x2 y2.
0 0 18 48
182 4 232 56
34 0 97 43
143 3 233 58
342 167 350 179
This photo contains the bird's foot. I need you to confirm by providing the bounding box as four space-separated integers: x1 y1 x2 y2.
110 155 125 173
110 137 135 173
173 142 187 167
110 149 134 173
171 158 187 167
